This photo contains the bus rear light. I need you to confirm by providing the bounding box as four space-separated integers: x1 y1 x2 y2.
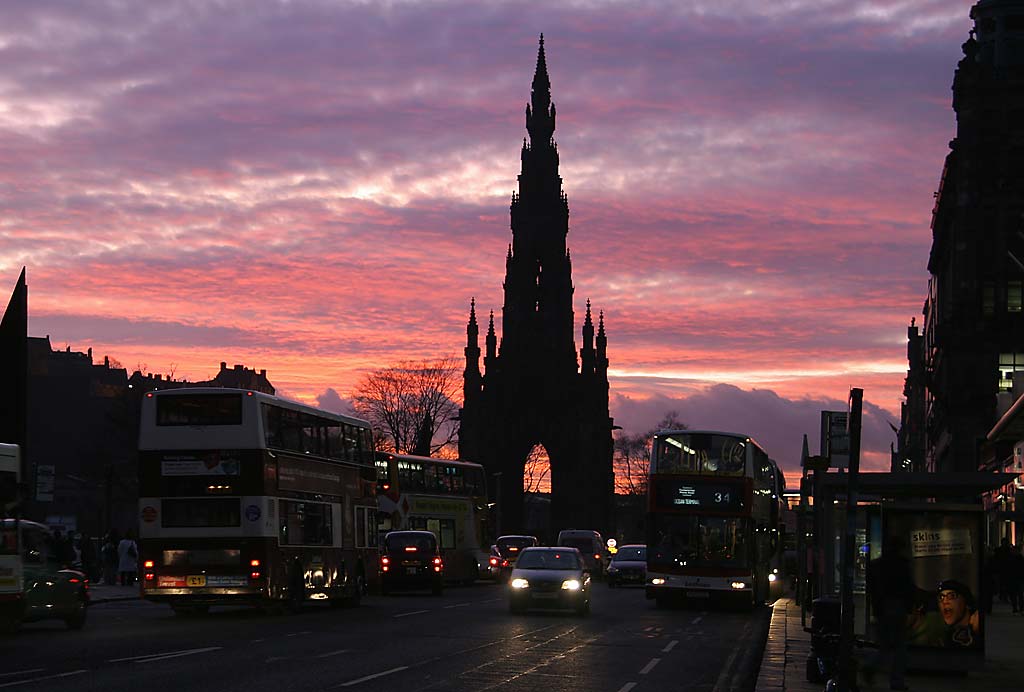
145 573 155 581
250 559 261 567
489 557 499 567
434 566 441 572
381 556 390 565
404 546 418 552
250 571 261 580
501 559 509 568
143 560 155 569
594 554 601 560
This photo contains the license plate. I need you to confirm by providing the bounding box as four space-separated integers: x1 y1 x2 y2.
186 575 206 587
686 590 709 599
406 567 417 575
533 592 558 600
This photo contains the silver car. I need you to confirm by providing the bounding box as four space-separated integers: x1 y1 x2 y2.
507 547 591 616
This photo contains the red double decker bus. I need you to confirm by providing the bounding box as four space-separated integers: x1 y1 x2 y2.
646 430 784 608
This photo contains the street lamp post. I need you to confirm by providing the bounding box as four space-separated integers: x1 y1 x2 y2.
492 472 503 537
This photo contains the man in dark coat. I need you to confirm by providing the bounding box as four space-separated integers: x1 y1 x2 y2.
863 536 915 690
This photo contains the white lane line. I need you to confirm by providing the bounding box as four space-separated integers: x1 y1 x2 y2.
0 671 88 689
662 639 679 653
339 666 408 687
642 626 653 632
393 609 429 618
639 658 661 675
316 649 351 658
442 602 471 609
286 631 312 637
691 616 702 625
109 646 223 663
0 672 44 680
615 683 637 692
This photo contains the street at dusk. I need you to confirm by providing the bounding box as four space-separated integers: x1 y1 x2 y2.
1 585 768 692
4 1 1024 691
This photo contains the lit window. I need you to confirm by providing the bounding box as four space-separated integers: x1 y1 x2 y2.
998 353 1024 391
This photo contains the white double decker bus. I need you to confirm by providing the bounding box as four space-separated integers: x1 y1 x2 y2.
646 430 784 608
138 388 378 614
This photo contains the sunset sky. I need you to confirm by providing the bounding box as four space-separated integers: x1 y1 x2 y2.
0 1 975 483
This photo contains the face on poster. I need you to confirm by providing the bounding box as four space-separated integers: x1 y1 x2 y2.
883 508 982 650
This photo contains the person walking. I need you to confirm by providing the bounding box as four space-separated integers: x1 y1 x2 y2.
1008 543 1024 615
101 530 120 585
117 529 138 586
863 536 916 691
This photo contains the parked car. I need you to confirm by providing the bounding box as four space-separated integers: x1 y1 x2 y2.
379 530 444 596
508 546 591 616
606 544 646 587
556 529 607 577
1 519 89 634
490 535 538 580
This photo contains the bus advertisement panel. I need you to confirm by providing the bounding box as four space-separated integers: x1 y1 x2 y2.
138 388 378 614
646 430 784 608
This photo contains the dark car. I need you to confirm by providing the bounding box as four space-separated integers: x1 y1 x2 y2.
490 535 538 580
1 519 89 634
606 544 646 587
379 531 444 596
508 546 591 616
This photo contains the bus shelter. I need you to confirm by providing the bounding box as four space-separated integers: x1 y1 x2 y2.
799 471 1015 672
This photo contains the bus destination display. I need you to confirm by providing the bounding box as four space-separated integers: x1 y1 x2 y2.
653 479 745 512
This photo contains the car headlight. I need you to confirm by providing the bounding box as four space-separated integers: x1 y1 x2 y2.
561 579 581 591
651 578 666 585
607 566 619 573
730 581 747 590
511 578 530 589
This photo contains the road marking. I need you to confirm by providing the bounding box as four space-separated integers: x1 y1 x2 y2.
662 639 679 653
691 616 702 625
316 649 351 658
0 672 44 680
287 631 312 637
339 666 408 687
393 609 429 618
251 639 265 643
0 671 88 689
109 646 223 663
639 658 660 675
615 684 637 692
643 626 653 632
443 602 471 608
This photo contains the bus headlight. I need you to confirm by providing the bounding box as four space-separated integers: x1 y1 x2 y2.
511 578 530 589
651 578 666 585
768 573 778 582
730 581 747 590
561 579 581 591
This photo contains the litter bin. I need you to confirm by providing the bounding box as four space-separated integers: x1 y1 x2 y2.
806 596 841 683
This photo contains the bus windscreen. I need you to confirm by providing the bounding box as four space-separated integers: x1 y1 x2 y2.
157 394 243 427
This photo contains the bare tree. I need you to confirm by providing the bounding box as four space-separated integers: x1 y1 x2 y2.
613 412 688 495
523 445 550 493
351 356 461 456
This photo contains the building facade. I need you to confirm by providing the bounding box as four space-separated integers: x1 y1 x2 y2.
459 37 615 536
903 0 1024 473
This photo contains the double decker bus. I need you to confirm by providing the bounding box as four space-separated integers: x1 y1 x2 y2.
375 453 488 584
138 388 379 613
646 430 784 608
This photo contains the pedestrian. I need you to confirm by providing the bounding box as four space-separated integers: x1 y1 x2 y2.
117 529 138 586
1008 543 1024 615
862 535 915 691
102 530 120 585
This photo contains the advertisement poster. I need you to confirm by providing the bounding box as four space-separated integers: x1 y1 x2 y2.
882 506 983 653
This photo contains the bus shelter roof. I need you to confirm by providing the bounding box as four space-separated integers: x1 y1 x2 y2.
806 471 1016 499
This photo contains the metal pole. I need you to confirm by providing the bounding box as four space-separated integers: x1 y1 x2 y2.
837 388 863 692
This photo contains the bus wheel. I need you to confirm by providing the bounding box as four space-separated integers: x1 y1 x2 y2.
343 576 364 607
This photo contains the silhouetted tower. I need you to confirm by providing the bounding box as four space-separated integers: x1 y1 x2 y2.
460 36 615 536
911 0 1024 472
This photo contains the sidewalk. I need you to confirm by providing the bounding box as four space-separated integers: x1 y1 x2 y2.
87 581 141 604
755 597 1024 692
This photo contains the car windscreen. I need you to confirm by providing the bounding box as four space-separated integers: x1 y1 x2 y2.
612 546 646 562
515 550 580 570
386 533 436 553
496 536 535 555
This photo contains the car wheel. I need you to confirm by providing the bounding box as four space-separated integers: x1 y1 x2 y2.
64 596 88 630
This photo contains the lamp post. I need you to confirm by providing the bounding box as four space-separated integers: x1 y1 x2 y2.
492 472 503 537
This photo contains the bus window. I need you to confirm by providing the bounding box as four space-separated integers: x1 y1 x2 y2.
162 498 241 528
157 393 243 426
279 501 333 546
398 460 425 491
